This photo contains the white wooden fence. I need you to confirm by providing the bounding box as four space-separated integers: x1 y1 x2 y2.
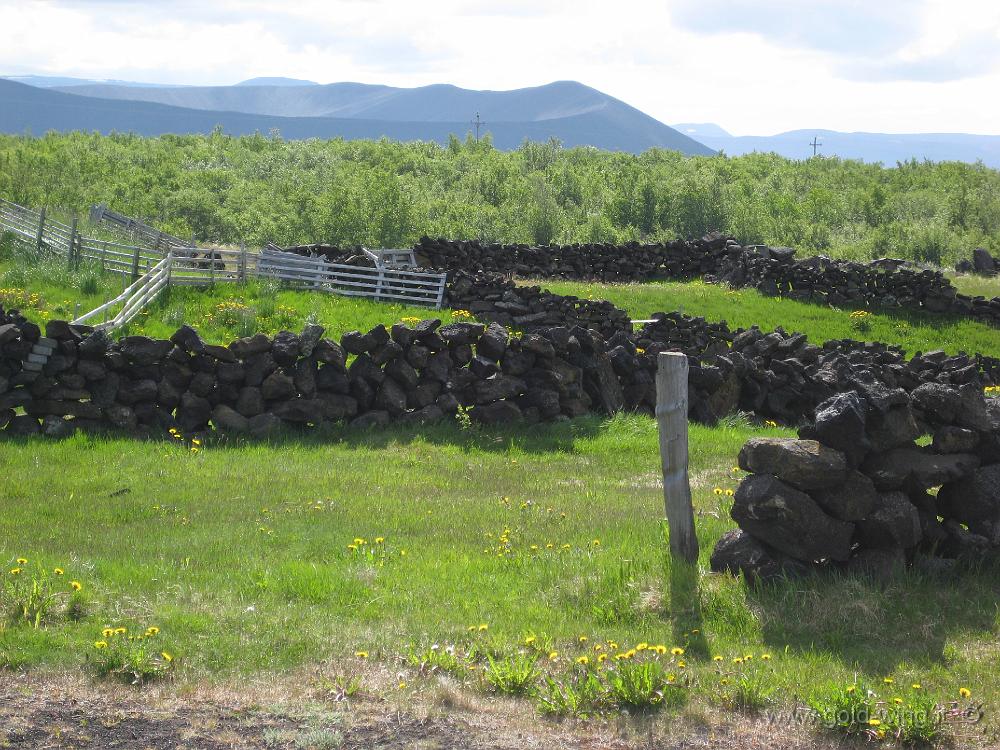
1 198 449 332
258 247 446 306
1 198 448 309
71 255 173 331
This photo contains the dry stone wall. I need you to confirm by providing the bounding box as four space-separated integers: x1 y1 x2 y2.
410 235 1000 326
3 296 998 440
711 384 1000 580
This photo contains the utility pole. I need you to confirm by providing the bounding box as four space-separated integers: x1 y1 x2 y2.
471 112 487 141
810 136 823 157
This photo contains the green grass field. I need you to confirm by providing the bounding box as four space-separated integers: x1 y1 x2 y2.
2 239 999 744
538 278 1000 359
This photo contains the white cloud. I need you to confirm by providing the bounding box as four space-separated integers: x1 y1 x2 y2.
0 0 999 135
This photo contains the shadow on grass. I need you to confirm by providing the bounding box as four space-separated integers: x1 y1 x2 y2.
743 556 1000 677
4 413 622 456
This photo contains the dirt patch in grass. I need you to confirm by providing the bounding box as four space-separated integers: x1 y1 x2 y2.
0 671 897 750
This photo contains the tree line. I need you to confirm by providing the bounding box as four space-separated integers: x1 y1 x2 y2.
1 130 997 266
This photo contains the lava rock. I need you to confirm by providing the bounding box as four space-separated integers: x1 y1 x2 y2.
856 491 922 549
730 474 854 562
936 464 1000 523
811 470 878 521
709 528 807 582
738 438 848 490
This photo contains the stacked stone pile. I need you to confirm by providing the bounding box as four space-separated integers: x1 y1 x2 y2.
445 271 633 338
270 235 1000 326
415 234 736 282
3 299 998 437
0 304 41 433
955 248 999 276
711 383 1000 580
712 246 1000 325
0 312 659 437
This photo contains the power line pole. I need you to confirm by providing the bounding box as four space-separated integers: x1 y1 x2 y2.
471 112 487 141
810 136 822 157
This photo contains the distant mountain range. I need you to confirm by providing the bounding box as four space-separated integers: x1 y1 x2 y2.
0 76 713 155
673 123 1000 168
3 74 999 165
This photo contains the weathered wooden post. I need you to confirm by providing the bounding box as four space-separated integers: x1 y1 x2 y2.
35 207 46 253
68 217 79 269
656 351 699 563
239 242 247 282
130 245 141 282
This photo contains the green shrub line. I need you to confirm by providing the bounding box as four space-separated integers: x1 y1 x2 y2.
2 132 999 265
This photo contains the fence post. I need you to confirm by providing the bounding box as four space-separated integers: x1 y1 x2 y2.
239 242 247 282
435 275 446 310
130 245 141 282
68 217 79 269
656 351 698 563
375 267 384 302
35 207 46 253
210 251 215 285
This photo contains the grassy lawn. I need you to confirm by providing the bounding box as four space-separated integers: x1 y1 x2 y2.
538 278 1000 359
2 238 999 743
2 417 998 741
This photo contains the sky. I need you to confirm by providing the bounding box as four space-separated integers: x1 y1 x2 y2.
1 0 999 135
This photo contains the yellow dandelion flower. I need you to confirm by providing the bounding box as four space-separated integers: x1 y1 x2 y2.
960 687 971 699
355 651 369 659
884 677 894 685
353 538 365 546
671 647 684 656
733 657 744 665
576 656 589 665
191 439 201 446
713 488 723 495
161 651 173 662
868 719 881 727
578 635 588 643
654 645 666 655
9 568 22 575
591 539 600 547
720 678 730 685
846 686 856 693
597 653 608 662
53 567 64 575
146 627 160 636
102 628 114 637
525 636 536 646
761 653 771 660
94 640 108 649
725 489 735 497
678 661 686 668
667 673 676 682
375 537 385 544
114 627 127 635
636 642 648 651
16 558 27 565
347 544 357 552
477 623 488 632
893 697 903 705
70 581 82 591
911 683 921 690
548 651 558 661
713 655 723 661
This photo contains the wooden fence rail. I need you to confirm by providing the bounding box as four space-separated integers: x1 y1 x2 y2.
71 255 173 331
2 198 448 310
